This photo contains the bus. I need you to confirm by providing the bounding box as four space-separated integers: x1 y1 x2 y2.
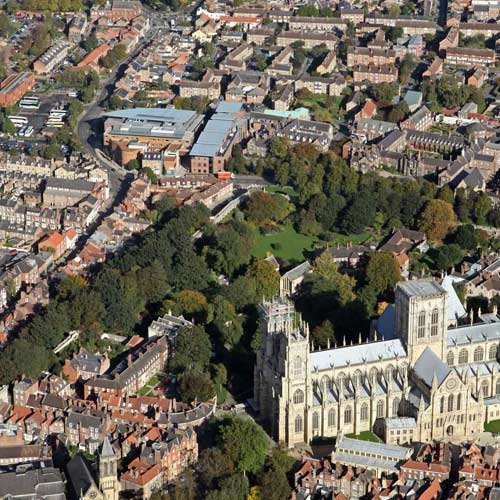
23 126 34 137
19 97 40 109
45 121 64 128
48 112 67 119
8 116 28 127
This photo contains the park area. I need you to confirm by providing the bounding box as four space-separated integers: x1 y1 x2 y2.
252 223 371 264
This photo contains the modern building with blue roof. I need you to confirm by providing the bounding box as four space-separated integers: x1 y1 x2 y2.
103 107 204 166
190 106 244 174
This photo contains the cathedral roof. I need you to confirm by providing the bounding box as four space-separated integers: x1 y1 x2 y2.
310 339 407 371
448 320 500 346
440 275 467 321
397 280 445 298
413 348 451 388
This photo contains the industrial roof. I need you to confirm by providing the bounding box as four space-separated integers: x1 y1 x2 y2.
104 107 197 124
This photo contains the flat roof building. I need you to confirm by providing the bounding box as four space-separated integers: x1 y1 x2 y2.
103 108 204 166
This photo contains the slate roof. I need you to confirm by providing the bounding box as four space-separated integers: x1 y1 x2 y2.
66 454 97 498
414 348 451 388
310 338 407 371
0 467 65 500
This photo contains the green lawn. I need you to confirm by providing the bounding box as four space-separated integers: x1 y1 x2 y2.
265 185 298 197
293 94 344 121
253 224 319 263
484 420 500 433
346 431 382 442
253 224 372 264
137 373 161 396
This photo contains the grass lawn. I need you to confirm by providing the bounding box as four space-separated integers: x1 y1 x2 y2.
293 94 344 121
253 224 319 263
253 224 372 264
137 373 161 396
485 420 500 433
265 185 298 197
346 431 382 442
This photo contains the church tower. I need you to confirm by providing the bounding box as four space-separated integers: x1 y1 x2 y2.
395 279 448 364
99 437 120 500
254 296 311 447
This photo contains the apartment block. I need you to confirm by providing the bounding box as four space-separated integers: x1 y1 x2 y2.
0 72 35 107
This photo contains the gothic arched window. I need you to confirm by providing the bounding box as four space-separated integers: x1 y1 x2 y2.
459 349 469 364
447 351 454 366
456 393 461 411
474 346 484 362
482 381 489 397
440 396 445 413
328 408 336 427
417 311 426 338
312 412 319 430
376 400 384 418
295 415 303 433
496 379 500 395
294 356 302 377
490 344 498 361
448 394 454 412
344 406 352 424
360 403 368 421
293 389 304 405
392 398 400 417
431 308 439 337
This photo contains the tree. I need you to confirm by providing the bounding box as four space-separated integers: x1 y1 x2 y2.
472 192 491 225
178 368 215 403
437 185 454 205
126 159 139 171
370 82 398 104
453 224 487 251
246 260 280 300
175 290 209 323
211 295 243 347
418 199 456 242
206 474 249 500
0 114 16 135
244 191 291 227
313 253 355 304
170 325 211 372
366 252 401 296
311 320 335 348
433 244 464 272
218 416 268 475
143 167 158 184
398 54 416 84
384 26 403 42
197 448 235 491
340 192 375 234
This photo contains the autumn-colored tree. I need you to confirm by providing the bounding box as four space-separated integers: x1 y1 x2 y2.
366 252 401 296
246 260 280 300
313 253 356 304
418 199 456 242
175 290 210 323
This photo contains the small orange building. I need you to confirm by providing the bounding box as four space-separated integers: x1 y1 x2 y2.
38 231 66 259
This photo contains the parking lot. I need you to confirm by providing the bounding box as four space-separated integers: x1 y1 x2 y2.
13 93 70 138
